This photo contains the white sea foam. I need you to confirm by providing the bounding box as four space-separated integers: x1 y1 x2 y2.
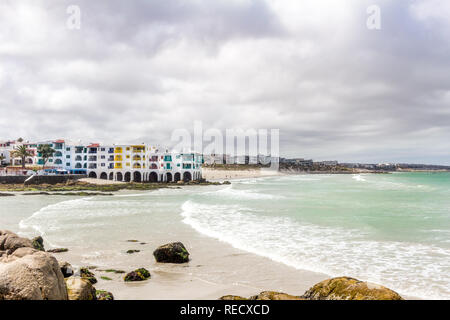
352 174 367 182
180 200 450 300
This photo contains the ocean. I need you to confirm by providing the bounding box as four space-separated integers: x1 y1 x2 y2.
1 172 449 299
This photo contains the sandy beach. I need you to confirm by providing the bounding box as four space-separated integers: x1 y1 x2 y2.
201 167 282 181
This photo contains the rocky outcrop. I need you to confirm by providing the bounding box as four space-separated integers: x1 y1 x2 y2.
153 242 190 263
220 291 304 300
96 290 114 300
59 261 74 278
302 277 403 300
250 291 305 300
124 268 151 282
220 277 404 301
31 236 45 251
0 230 33 254
65 277 96 300
0 246 68 300
80 267 97 284
219 295 248 300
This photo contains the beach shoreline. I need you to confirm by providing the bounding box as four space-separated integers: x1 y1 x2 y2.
2 173 442 300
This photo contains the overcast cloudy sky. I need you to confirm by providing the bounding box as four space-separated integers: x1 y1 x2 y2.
0 0 449 164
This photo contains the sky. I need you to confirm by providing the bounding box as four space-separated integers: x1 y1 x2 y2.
0 0 449 164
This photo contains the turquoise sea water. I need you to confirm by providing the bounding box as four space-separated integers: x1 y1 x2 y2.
1 172 449 299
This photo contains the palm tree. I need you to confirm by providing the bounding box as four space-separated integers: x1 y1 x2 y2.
37 144 55 170
11 145 32 169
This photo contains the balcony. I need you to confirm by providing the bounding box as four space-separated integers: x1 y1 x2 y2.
114 155 122 161
88 156 97 162
114 163 122 169
132 155 142 161
108 156 114 161
133 163 141 169
88 164 97 169
114 147 122 153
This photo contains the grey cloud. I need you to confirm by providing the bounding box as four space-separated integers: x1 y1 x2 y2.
0 0 449 164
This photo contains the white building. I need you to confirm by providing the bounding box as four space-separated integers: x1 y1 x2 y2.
0 139 203 182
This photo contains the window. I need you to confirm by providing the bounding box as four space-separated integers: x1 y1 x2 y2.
66 155 70 159
101 163 105 167
66 163 70 166
66 147 70 151
101 155 105 159
101 148 105 151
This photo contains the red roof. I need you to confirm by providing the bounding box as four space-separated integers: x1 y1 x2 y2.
54 139 65 143
87 143 100 148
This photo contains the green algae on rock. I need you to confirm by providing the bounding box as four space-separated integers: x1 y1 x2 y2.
96 290 114 300
124 268 151 282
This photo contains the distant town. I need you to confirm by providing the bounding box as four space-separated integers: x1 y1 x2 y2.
1 139 449 182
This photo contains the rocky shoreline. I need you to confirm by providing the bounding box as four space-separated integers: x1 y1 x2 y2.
0 230 404 300
0 180 230 194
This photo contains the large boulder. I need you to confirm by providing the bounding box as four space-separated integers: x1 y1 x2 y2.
249 291 305 300
65 277 97 300
153 242 190 263
0 230 33 254
302 277 403 300
0 247 68 300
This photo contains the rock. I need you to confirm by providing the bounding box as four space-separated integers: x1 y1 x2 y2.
302 277 404 300
80 267 97 284
0 192 15 196
59 261 74 278
0 247 68 300
177 181 185 185
222 181 231 185
0 230 33 254
96 290 114 300
249 291 305 300
124 268 151 282
126 249 140 254
153 242 190 263
126 240 139 242
219 295 248 300
47 248 68 253
65 277 97 300
31 236 45 251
